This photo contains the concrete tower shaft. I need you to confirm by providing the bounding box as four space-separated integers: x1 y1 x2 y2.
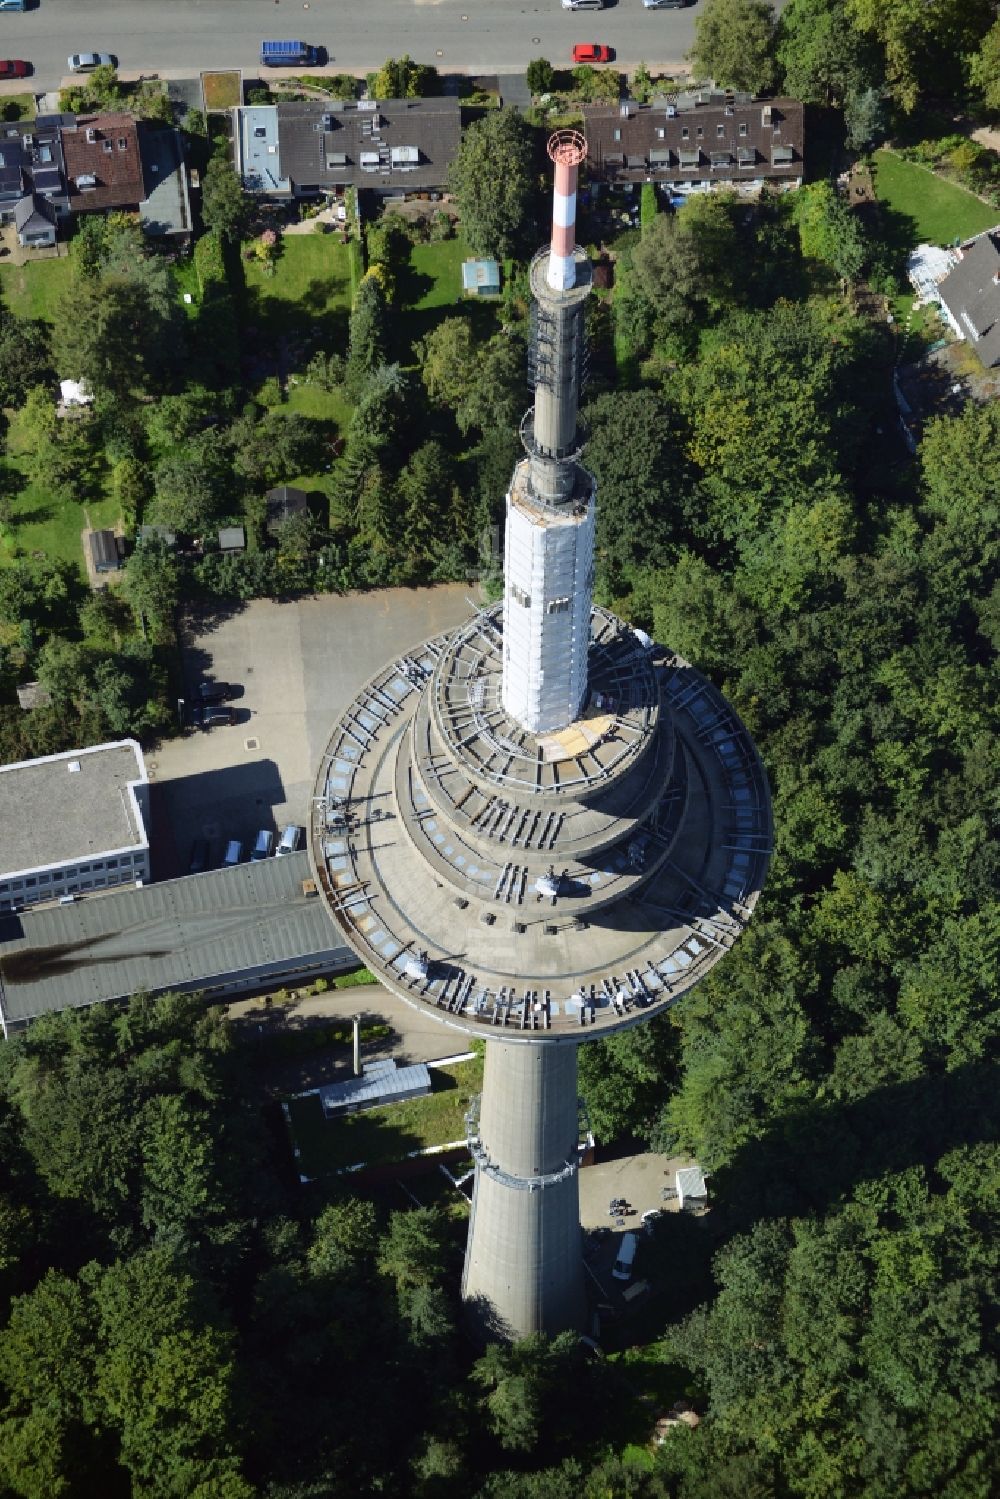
462 1043 586 1337
502 131 596 735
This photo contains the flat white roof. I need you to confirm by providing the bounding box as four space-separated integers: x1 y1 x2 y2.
0 740 148 877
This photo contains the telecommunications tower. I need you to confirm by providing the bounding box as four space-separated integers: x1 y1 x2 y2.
310 133 771 1339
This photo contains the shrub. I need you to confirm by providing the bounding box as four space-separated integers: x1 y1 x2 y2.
193 229 227 294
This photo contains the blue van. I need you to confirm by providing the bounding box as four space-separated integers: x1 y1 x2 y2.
260 40 317 67
0 1 28 12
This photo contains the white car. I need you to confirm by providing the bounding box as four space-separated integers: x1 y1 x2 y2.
68 51 117 73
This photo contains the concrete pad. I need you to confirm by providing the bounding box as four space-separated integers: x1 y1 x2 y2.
147 586 474 877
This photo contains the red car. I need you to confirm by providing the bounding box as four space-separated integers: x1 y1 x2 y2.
0 60 30 79
572 43 614 63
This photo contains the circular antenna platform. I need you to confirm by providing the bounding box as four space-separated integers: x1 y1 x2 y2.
547 129 588 167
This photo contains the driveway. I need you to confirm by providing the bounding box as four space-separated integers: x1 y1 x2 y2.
148 586 474 876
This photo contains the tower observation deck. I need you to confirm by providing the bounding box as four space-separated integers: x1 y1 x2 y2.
309 134 771 1340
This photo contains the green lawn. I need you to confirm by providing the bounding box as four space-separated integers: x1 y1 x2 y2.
1 408 119 575
286 1056 484 1178
397 234 505 356
0 256 73 322
873 150 1000 247
242 232 353 345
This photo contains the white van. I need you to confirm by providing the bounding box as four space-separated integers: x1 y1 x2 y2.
612 1231 637 1282
276 824 304 856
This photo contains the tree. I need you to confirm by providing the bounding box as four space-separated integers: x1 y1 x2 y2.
370 55 439 98
526 58 555 96
969 20 1000 113
690 0 778 94
844 84 888 149
847 0 993 113
417 318 524 437
471 1334 582 1453
584 389 693 575
792 181 867 281
448 109 538 260
201 154 248 243
630 192 746 340
121 535 180 639
344 273 390 400
152 437 231 534
377 1207 449 1294
0 299 51 409
776 0 881 105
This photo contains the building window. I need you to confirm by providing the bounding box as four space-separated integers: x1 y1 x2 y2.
79 864 90 874
696 126 703 138
511 584 531 608
739 122 748 137
656 127 665 139
547 597 571 614
106 858 118 868
39 873 50 884
716 124 724 138
24 877 36 888
681 127 689 140
613 128 621 142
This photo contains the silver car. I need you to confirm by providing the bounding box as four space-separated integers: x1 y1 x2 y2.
68 52 117 72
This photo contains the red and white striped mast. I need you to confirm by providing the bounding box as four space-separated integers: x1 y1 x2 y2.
546 128 588 292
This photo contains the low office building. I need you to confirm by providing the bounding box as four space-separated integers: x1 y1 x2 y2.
584 91 805 197
0 740 150 913
234 97 462 200
0 852 355 1036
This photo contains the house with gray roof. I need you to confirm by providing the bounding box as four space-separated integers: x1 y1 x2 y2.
0 115 71 236
584 91 804 197
234 97 462 200
13 191 57 247
936 226 1000 368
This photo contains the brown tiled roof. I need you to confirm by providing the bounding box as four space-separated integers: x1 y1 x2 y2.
583 96 805 188
62 113 144 211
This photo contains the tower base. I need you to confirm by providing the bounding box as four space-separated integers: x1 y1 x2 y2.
462 1041 586 1340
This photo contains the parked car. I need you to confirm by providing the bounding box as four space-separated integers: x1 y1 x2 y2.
0 2 29 13
643 0 687 8
223 839 243 867
0 60 30 78
251 829 274 861
188 839 209 875
197 680 235 703
276 824 304 856
67 52 117 72
571 42 614 62
201 705 235 728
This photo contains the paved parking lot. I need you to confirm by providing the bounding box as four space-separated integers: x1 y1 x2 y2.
149 586 474 877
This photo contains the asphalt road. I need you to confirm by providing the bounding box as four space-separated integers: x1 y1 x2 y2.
1 0 714 89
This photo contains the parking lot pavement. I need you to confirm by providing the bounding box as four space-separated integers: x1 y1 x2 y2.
579 1148 696 1230
148 586 474 878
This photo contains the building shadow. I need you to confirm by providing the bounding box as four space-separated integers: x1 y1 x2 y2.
150 757 288 879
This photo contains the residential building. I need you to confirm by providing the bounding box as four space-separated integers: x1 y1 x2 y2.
583 90 805 196
0 852 355 1035
0 114 71 238
0 741 150 913
265 484 309 536
89 529 120 573
936 225 1000 367
234 97 462 200
0 112 191 244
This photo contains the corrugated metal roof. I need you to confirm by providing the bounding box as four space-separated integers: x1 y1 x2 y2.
0 853 351 1027
318 1059 432 1114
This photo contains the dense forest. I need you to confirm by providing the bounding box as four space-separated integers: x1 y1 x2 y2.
1 0 1000 1492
